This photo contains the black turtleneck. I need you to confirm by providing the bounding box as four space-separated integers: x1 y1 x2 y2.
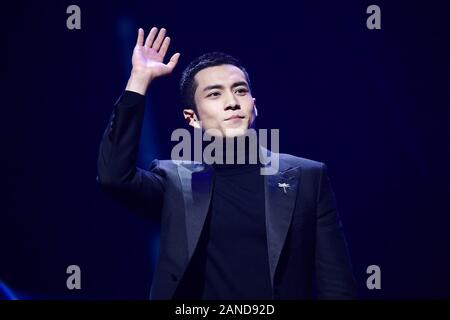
174 135 273 300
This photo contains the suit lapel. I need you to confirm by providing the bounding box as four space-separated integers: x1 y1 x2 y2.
177 163 214 261
264 163 301 288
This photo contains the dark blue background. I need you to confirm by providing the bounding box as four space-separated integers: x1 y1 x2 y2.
2 0 449 299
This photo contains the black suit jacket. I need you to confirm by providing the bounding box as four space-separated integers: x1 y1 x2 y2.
97 91 358 299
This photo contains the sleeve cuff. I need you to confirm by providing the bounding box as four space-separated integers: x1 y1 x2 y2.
114 90 145 108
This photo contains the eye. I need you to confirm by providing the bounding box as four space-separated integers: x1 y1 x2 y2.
235 87 249 95
207 91 220 98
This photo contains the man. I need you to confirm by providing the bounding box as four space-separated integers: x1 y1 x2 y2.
97 27 357 299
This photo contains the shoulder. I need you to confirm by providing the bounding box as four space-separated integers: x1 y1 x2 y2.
277 152 325 171
148 159 206 173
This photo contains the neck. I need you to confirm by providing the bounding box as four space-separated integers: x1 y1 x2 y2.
202 133 262 168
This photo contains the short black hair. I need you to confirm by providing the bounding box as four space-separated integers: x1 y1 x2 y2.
179 52 252 112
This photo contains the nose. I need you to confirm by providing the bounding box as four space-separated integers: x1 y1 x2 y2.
224 91 241 111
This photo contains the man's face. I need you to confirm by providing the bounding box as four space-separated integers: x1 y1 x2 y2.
184 64 257 137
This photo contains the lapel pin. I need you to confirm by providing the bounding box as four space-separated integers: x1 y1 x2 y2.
278 182 290 194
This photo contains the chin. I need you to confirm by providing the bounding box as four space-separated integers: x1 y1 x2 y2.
223 127 247 138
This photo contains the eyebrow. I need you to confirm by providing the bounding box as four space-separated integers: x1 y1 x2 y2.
202 81 249 92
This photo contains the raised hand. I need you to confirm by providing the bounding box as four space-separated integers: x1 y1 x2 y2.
126 27 180 95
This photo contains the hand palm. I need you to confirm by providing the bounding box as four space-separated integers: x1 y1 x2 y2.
133 46 170 77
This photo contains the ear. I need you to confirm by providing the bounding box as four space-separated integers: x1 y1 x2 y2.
183 109 201 128
252 98 258 117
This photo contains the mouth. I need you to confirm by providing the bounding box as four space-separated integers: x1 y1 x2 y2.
225 115 245 121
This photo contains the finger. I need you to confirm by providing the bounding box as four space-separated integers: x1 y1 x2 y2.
166 52 180 71
152 28 166 51
159 37 170 58
144 27 158 47
136 28 144 47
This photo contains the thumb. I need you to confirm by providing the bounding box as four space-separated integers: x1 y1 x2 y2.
166 53 181 71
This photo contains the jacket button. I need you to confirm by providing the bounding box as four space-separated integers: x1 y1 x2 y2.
171 274 178 282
